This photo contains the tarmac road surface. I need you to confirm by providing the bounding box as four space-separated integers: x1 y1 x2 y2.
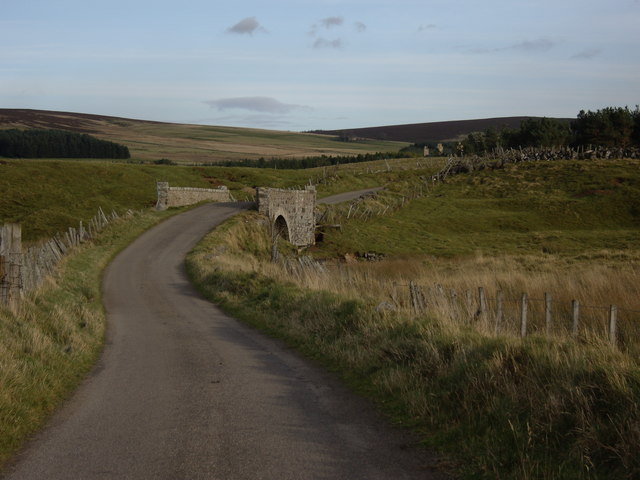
3 201 448 480
318 187 384 205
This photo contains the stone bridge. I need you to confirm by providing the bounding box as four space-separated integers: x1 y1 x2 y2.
156 182 233 210
256 187 316 247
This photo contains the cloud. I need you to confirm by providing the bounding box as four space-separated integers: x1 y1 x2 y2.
313 38 344 49
571 48 601 60
468 48 492 54
308 16 355 48
321 16 344 29
507 38 556 53
418 24 437 32
467 38 556 55
226 17 266 35
204 96 310 114
310 16 347 36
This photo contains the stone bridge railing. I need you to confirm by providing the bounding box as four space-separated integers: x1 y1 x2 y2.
155 182 233 210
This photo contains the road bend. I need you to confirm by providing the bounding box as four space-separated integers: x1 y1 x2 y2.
4 202 447 480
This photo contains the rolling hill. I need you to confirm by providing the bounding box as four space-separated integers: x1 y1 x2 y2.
0 109 408 164
315 116 573 143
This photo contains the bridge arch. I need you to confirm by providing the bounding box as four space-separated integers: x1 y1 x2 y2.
256 187 316 247
273 214 290 241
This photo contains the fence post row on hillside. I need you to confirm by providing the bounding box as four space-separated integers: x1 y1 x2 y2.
408 283 624 348
0 208 127 313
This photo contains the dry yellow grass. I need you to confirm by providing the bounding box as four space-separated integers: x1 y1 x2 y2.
186 210 640 479
206 212 640 352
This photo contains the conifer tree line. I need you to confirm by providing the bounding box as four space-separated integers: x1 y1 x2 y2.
213 151 407 169
0 129 130 159
459 106 640 155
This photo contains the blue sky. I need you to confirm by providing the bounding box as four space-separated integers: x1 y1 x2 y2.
2 0 639 130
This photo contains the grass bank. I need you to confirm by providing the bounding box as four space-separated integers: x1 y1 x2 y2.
186 212 640 479
186 156 640 478
317 158 640 257
0 207 178 469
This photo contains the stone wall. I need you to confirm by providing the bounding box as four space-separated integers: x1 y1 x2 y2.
256 186 316 247
155 182 233 210
1 208 122 312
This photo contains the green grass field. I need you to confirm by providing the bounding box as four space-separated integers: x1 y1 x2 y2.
317 158 640 258
0 157 413 242
0 159 314 241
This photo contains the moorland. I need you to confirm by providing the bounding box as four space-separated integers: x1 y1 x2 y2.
0 109 408 163
1 109 639 479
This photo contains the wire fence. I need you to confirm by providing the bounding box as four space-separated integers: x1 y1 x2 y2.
407 282 640 352
1 208 136 312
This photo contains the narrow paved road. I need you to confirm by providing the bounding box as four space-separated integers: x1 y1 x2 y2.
318 186 384 205
4 202 447 480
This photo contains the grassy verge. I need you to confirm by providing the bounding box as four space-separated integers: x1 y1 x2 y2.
186 198 640 478
0 207 179 469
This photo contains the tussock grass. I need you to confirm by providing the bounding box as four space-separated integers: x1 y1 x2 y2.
0 208 176 469
186 157 640 478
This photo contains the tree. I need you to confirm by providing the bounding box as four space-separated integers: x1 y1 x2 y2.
0 129 130 159
572 107 635 147
517 117 572 147
631 105 640 145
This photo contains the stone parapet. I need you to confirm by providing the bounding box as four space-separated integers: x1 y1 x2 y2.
156 182 233 210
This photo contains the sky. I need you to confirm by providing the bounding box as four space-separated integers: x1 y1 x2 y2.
1 0 639 131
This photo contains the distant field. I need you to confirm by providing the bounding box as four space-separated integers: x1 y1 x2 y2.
0 109 409 163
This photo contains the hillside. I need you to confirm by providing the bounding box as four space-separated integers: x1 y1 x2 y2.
316 116 572 143
318 158 640 257
0 109 408 163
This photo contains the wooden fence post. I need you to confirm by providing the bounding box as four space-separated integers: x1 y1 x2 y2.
571 300 580 337
477 287 487 321
0 231 5 307
0 224 23 312
544 292 552 335
409 281 425 315
464 290 473 322
609 305 618 347
495 290 503 335
520 293 528 338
